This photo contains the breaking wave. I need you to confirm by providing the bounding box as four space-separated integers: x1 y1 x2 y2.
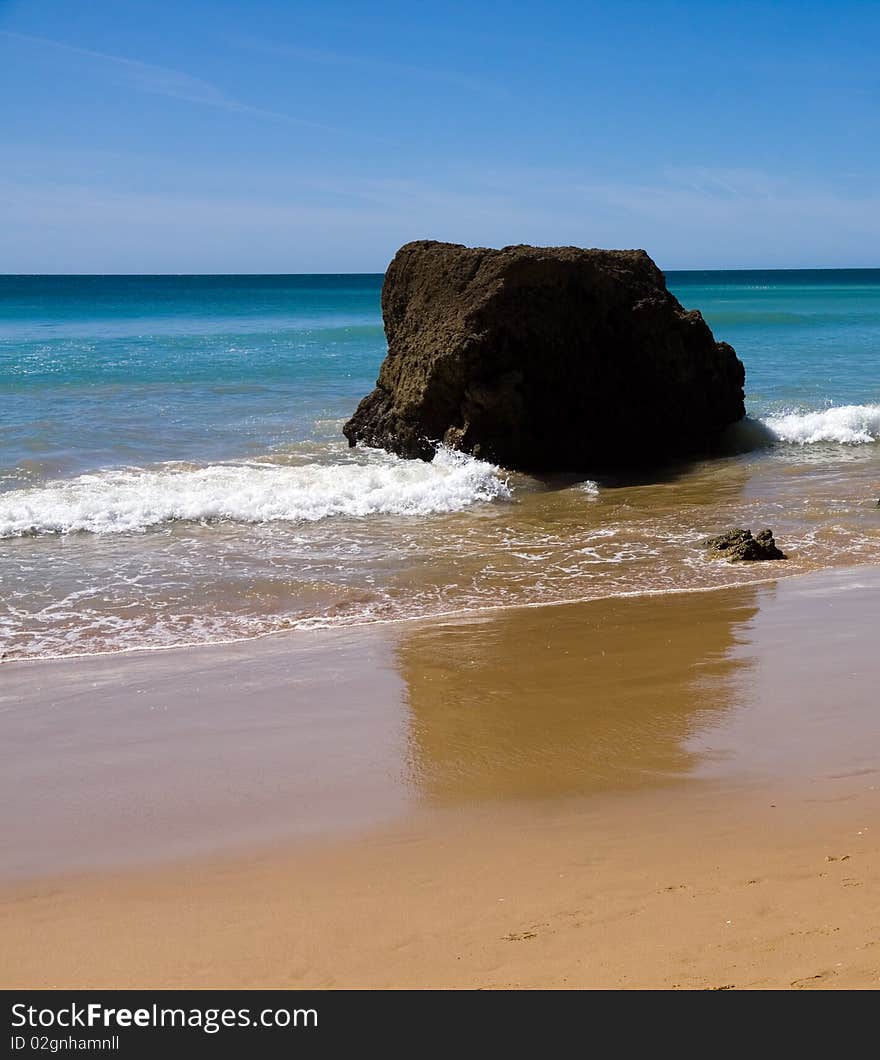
760 404 880 445
0 447 511 537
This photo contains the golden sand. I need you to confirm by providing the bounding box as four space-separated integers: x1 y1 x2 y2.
2 567 879 988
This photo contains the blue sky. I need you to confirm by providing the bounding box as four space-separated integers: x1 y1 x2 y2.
1 0 878 272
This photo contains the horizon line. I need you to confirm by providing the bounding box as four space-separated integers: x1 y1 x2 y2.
2 265 880 278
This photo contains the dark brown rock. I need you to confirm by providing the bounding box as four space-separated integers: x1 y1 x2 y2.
343 241 745 470
703 528 787 561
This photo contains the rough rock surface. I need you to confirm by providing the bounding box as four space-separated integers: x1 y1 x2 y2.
703 528 787 562
343 241 745 470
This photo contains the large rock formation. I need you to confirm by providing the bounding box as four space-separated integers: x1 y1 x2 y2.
344 241 745 470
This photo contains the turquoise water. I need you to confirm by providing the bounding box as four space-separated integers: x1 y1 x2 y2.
3 271 880 489
1 270 878 659
0 275 384 488
671 270 880 415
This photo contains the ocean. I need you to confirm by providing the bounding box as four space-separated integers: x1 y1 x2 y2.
1 270 878 661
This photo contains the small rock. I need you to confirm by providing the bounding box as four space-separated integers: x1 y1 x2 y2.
703 527 786 562
704 528 751 552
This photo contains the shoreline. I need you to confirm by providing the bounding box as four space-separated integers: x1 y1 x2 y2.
0 555 846 669
4 563 879 878
2 564 879 987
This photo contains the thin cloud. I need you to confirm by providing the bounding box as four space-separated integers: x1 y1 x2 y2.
570 168 880 259
3 165 878 272
0 29 334 130
234 35 506 99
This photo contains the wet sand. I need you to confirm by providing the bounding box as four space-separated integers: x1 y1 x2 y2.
2 567 879 988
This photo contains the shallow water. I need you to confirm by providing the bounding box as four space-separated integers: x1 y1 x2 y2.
1 271 878 660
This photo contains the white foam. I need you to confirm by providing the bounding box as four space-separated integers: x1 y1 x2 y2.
760 404 880 445
0 448 510 537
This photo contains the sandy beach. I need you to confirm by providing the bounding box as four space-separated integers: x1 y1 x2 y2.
3 1 879 1009
2 565 878 989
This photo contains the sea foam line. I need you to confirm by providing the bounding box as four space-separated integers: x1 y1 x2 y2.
2 565 817 667
0 447 510 537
